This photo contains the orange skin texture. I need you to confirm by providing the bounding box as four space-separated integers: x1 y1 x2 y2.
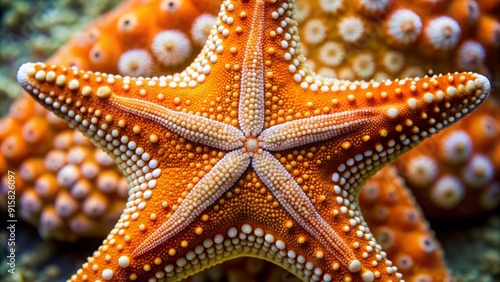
15 0 491 281
1 0 220 241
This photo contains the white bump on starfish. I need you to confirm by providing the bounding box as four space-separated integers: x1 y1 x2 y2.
463 154 494 187
151 30 192 67
359 0 389 14
101 269 113 280
68 79 80 90
118 49 154 77
319 0 343 13
338 17 365 43
303 19 327 45
456 40 486 71
441 130 473 164
118 256 130 268
191 14 217 46
405 156 439 188
361 270 375 281
352 53 376 79
387 107 398 119
318 41 345 67
430 175 465 209
382 51 405 74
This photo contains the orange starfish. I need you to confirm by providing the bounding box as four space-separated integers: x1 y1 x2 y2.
188 165 454 282
40 0 500 80
15 0 492 281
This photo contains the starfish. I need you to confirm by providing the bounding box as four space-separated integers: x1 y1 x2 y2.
17 0 490 281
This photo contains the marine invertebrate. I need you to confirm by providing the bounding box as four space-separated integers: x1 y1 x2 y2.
318 41 345 67
191 14 218 46
0 0 498 281
359 166 452 281
2 0 222 241
187 165 453 282
386 9 423 45
423 16 462 52
17 0 490 281
117 49 155 77
296 0 499 80
151 30 193 67
303 19 327 45
44 0 220 75
338 17 365 44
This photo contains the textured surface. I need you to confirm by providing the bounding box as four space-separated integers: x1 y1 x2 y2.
0 0 498 282
295 0 500 81
396 98 500 218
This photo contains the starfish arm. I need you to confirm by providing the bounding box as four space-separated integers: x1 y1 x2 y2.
133 150 251 257
110 96 244 150
260 109 374 151
238 0 265 136
252 151 361 272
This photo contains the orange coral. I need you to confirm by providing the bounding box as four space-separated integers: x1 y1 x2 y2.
0 97 128 241
296 0 499 80
47 0 220 75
